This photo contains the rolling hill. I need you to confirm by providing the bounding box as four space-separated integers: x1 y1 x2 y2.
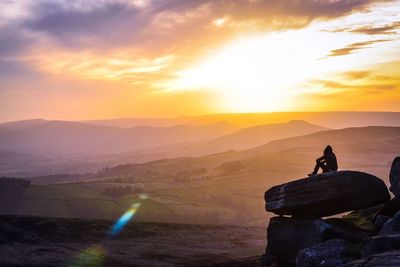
6 126 397 228
0 119 327 176
115 120 328 163
0 120 239 155
169 120 328 155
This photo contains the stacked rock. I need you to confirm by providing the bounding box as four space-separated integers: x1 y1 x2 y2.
262 160 400 267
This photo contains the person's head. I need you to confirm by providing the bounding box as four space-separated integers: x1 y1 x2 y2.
324 145 333 155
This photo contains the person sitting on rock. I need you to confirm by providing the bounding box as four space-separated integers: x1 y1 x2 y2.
308 145 338 176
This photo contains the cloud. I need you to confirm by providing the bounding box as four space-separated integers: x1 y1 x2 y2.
311 79 397 92
15 0 392 51
350 21 400 35
24 2 145 49
0 0 394 66
326 39 389 57
327 21 400 35
341 71 372 80
0 25 33 58
0 59 39 78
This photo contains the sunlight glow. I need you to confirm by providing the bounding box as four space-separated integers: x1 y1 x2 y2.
165 16 396 112
167 31 328 112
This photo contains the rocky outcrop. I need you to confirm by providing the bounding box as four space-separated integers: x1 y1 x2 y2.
296 239 359 267
390 157 400 198
262 165 400 267
266 217 330 264
265 217 371 265
265 171 390 217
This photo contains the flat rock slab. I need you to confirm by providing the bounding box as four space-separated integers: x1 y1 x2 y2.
265 171 390 217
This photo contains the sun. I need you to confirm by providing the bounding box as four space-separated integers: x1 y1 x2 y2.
164 26 368 113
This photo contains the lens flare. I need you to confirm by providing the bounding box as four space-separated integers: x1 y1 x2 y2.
109 202 141 238
68 244 106 267
139 193 148 200
67 198 145 266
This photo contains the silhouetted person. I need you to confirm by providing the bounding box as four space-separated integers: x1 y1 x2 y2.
308 145 338 176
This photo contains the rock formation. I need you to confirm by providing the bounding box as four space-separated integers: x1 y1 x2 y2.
262 162 400 267
265 171 390 217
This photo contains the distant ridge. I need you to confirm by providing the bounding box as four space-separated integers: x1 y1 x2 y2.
6 112 400 129
0 119 239 155
205 120 328 151
150 120 329 157
180 111 400 128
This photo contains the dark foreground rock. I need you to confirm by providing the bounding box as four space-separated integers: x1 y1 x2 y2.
378 198 400 218
296 239 359 267
363 235 400 258
266 217 371 265
389 157 400 199
266 217 329 264
374 215 391 231
380 211 400 235
344 250 400 267
265 171 390 217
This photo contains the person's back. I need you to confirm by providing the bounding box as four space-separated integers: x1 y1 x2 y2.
325 151 338 172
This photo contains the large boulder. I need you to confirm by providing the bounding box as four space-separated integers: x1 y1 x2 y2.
266 217 371 265
265 171 390 217
296 239 360 267
267 217 330 265
389 157 400 199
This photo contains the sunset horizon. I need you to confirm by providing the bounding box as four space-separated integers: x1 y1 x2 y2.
1 0 400 123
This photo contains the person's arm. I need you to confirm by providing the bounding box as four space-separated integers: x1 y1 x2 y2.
316 155 326 163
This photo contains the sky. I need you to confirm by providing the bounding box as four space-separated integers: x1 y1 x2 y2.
0 0 399 122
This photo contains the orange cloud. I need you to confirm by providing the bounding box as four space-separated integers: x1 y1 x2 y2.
326 39 390 57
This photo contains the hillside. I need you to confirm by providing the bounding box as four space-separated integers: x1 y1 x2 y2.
95 120 328 165
176 120 328 154
0 120 239 176
7 126 398 227
0 120 238 155
0 120 328 177
92 126 400 183
0 215 264 267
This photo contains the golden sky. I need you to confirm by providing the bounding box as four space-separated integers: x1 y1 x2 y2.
1 0 399 122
